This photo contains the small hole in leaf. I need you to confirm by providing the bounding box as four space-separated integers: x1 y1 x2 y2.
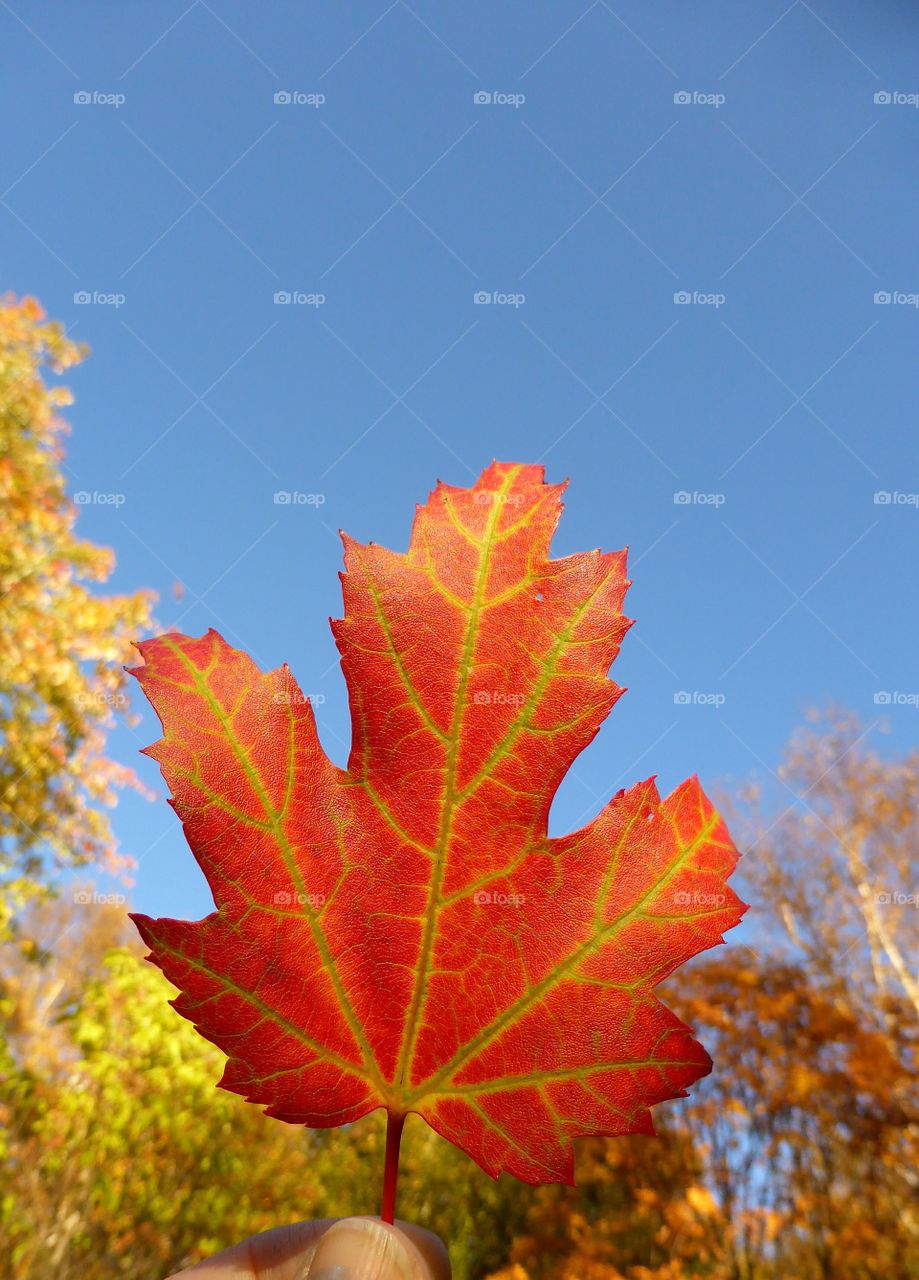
535 592 543 601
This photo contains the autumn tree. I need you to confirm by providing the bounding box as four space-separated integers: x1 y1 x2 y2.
747 708 919 1028
483 1129 730 1280
0 295 153 934
679 956 917 1280
676 710 919 1280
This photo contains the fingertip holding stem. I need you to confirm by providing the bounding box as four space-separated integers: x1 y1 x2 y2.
306 1218 418 1279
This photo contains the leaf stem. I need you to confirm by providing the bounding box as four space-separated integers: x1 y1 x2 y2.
380 1110 405 1224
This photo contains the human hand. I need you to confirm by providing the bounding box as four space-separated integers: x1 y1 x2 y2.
169 1216 450 1279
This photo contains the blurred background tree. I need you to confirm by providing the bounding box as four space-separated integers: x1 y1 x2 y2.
0 899 320 1279
747 709 919 1027
0 294 154 937
675 710 919 1280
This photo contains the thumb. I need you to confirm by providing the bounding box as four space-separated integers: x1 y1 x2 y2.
306 1217 450 1280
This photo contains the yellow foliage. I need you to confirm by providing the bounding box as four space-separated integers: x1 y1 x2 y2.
684 1186 718 1218
0 295 154 935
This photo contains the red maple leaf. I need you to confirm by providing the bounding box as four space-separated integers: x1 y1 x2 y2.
130 461 745 1220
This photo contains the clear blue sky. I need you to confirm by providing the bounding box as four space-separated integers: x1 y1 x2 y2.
3 1 917 920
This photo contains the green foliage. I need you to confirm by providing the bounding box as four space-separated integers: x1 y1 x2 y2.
1 933 317 1278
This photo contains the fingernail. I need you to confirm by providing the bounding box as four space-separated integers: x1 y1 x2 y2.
308 1218 416 1280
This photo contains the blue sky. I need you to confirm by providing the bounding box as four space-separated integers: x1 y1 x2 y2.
3 1 918 921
